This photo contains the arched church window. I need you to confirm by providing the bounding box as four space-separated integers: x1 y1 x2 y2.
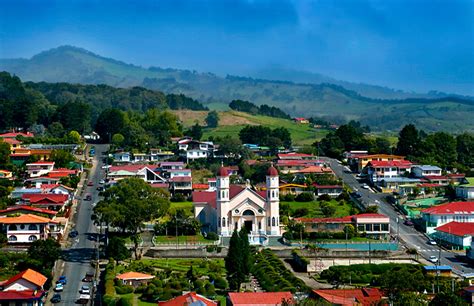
272 217 275 226
258 209 263 214
222 217 226 227
243 210 255 216
258 222 262 229
235 222 238 230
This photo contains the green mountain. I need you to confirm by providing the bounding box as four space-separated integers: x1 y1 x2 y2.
1 45 473 132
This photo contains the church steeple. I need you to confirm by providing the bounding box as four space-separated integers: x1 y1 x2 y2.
266 163 280 235
216 163 229 235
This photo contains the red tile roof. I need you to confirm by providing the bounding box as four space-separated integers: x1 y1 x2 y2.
0 132 34 138
158 292 217 306
2 138 21 145
0 214 57 224
193 184 209 190
228 292 293 305
169 176 192 182
313 288 383 306
47 171 72 178
1 269 47 288
424 175 448 180
435 221 474 237
421 201 474 215
0 290 44 300
368 160 412 168
352 213 389 219
193 185 266 209
116 272 154 280
27 161 55 165
150 183 169 188
109 164 148 173
22 193 68 204
0 205 57 216
278 153 314 159
417 183 443 188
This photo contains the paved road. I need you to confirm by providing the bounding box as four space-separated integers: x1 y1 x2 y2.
322 157 474 275
54 144 107 305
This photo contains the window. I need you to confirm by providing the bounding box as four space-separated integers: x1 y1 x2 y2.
9 224 17 231
222 218 226 227
28 224 38 231
365 224 372 232
28 235 37 241
20 224 25 230
8 235 17 242
272 217 276 226
258 222 262 230
373 224 381 232
243 210 255 216
381 224 389 231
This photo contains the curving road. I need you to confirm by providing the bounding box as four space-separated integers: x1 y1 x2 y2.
321 157 474 275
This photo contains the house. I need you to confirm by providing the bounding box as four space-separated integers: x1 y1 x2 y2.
456 178 474 200
412 165 442 178
357 154 406 172
365 160 414 192
115 272 154 287
0 214 60 243
112 152 131 163
296 213 390 238
21 193 69 211
158 292 217 306
227 292 293 306
423 175 450 185
421 201 474 234
25 161 55 178
278 153 315 160
149 148 174 161
108 165 166 184
0 205 57 218
25 176 60 186
423 265 452 277
46 168 77 179
178 139 215 161
276 160 327 174
132 153 148 163
193 183 210 191
0 269 47 306
2 137 22 153
0 170 13 179
294 117 309 124
83 131 100 140
279 183 307 195
313 185 344 197
194 165 281 244
158 161 185 171
312 288 384 306
297 166 335 176
169 176 193 195
434 221 474 249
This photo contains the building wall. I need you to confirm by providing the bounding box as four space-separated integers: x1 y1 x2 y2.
4 279 40 291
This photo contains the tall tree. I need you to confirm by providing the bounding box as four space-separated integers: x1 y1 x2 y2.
239 228 251 277
50 149 75 168
187 123 203 140
225 229 245 290
206 111 219 128
95 108 128 141
396 124 421 157
456 133 474 168
28 238 61 268
0 141 10 167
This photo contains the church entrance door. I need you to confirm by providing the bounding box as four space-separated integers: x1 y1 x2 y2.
244 220 252 233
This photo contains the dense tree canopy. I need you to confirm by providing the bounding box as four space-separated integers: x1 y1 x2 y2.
205 111 219 128
239 125 292 148
229 99 290 119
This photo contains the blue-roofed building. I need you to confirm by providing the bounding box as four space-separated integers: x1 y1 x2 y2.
412 165 442 178
423 265 452 276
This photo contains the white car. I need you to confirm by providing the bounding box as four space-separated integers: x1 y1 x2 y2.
428 239 437 245
428 255 439 263
361 184 370 189
80 285 90 294
99 179 105 184
54 283 64 292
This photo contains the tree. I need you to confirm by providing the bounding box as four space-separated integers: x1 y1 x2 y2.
55 100 91 133
206 111 219 128
50 149 75 168
422 132 457 169
0 141 10 167
187 123 203 140
334 124 365 151
271 127 292 148
239 228 251 276
430 291 468 306
112 133 125 147
217 136 248 158
396 124 421 157
93 178 169 259
95 109 128 141
456 133 474 168
225 229 246 290
28 238 61 268
47 122 65 138
365 205 378 213
106 237 131 261
67 130 81 143
316 133 345 159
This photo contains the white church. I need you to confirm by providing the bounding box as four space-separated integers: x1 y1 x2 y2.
193 165 281 244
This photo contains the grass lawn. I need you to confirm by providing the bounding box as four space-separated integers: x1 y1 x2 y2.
137 298 158 306
282 199 355 218
135 258 226 274
169 201 194 216
153 234 213 245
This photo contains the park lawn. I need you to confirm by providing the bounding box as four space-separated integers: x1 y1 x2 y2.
169 201 194 216
282 199 354 218
137 298 158 306
153 234 213 245
131 258 226 275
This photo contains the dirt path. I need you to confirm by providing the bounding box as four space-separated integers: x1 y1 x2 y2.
281 260 333 289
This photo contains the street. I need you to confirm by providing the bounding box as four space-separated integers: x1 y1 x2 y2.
322 157 474 275
52 144 107 305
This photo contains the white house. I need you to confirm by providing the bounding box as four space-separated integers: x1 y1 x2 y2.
0 214 59 243
178 139 215 161
0 269 47 305
366 160 413 184
412 165 442 178
25 161 55 178
456 178 474 200
107 165 166 184
352 213 390 238
113 152 131 163
193 165 281 245
434 221 474 250
421 201 474 234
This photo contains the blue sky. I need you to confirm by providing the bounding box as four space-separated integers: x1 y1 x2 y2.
0 0 473 95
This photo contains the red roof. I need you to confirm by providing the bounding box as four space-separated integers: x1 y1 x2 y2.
296 216 352 223
267 165 278 176
193 184 209 190
109 164 148 173
435 221 474 236
422 201 474 215
218 166 229 177
313 288 383 306
27 161 55 165
169 176 192 182
22 193 68 204
150 183 169 188
0 132 34 138
47 171 72 178
1 269 47 288
313 184 343 189
417 183 443 188
299 166 333 174
448 173 465 178
278 153 314 159
2 138 21 145
228 292 293 305
0 290 44 301
0 205 57 216
116 272 154 280
193 185 266 209
352 213 389 220
424 175 448 180
158 292 217 306
368 160 412 168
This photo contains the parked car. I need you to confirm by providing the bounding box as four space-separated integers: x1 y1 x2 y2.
82 272 94 282
99 179 105 184
84 194 92 201
97 186 104 192
69 230 78 238
51 293 61 303
403 220 414 226
351 192 362 198
57 275 67 285
80 285 91 294
429 255 439 263
87 181 93 186
428 239 437 245
361 184 370 189
54 283 64 292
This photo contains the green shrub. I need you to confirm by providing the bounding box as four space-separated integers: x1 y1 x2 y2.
103 295 118 306
213 276 228 289
170 193 186 202
295 192 314 202
115 285 134 294
116 295 133 306
205 232 219 241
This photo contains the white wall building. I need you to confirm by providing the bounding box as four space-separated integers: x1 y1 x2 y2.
25 161 55 178
421 201 474 234
412 165 442 178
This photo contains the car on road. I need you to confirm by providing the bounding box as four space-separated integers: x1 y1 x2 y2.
57 275 67 285
351 192 362 198
429 255 439 263
361 184 370 189
428 239 437 245
101 165 111 169
77 294 91 304
80 285 91 294
54 283 64 292
51 293 61 303
82 272 94 282
97 186 104 192
403 220 414 226
69 230 78 238
84 194 92 201
87 181 94 186
99 179 105 184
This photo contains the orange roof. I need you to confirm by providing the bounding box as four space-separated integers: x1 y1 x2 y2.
116 272 154 280
298 166 333 174
0 214 57 224
228 292 293 305
313 288 384 306
2 269 47 288
158 292 217 306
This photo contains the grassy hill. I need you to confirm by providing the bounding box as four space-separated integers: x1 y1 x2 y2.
172 110 328 145
2 45 474 132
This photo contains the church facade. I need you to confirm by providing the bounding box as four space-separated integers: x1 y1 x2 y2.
193 165 281 242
